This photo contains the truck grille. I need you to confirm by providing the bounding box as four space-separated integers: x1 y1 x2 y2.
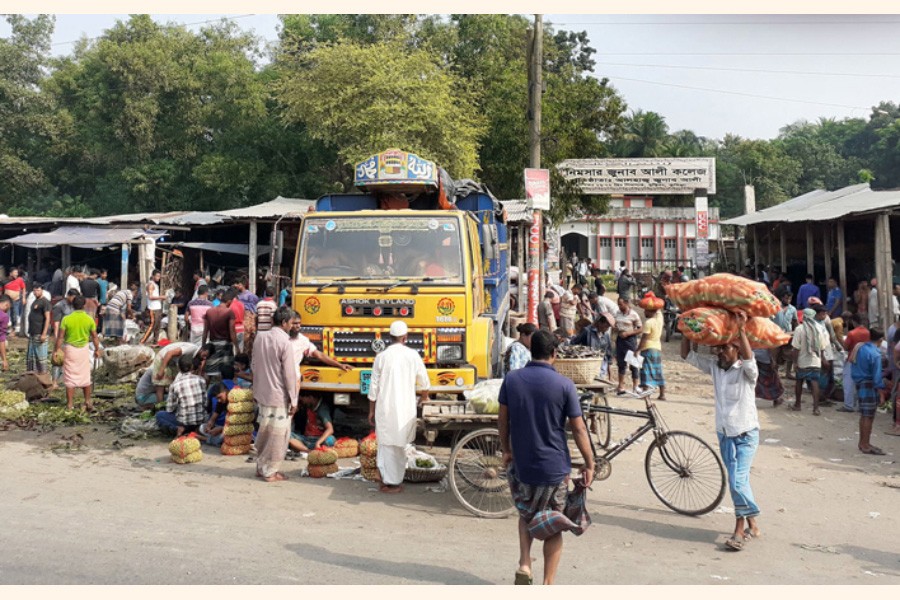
330 329 428 363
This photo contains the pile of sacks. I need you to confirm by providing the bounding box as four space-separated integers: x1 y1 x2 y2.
334 438 359 458
169 433 203 464
221 388 254 455
307 447 339 478
667 273 790 348
359 433 380 482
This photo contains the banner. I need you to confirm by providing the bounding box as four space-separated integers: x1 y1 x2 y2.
524 168 551 210
527 211 542 325
695 196 710 268
557 157 716 195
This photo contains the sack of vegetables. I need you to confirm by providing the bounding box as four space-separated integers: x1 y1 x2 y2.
169 432 203 464
307 447 338 466
678 306 791 349
666 273 780 318
638 291 665 311
334 437 359 458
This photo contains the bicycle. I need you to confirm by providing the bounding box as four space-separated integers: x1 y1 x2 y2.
578 387 726 516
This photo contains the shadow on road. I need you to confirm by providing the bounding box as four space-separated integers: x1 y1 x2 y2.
590 510 720 544
285 542 495 584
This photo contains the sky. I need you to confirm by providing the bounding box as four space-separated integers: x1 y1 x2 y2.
5 13 900 140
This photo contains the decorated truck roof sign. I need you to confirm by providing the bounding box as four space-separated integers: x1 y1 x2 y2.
354 149 438 190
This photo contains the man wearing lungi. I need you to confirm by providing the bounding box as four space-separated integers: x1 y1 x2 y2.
202 289 238 378
367 320 430 494
851 328 887 455
54 295 101 411
252 305 299 482
499 330 594 584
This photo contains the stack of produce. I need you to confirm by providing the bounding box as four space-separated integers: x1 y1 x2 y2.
638 291 665 311
221 388 255 455
169 433 202 464
0 390 29 419
668 273 790 348
359 432 380 482
334 437 359 459
556 345 604 359
307 447 339 478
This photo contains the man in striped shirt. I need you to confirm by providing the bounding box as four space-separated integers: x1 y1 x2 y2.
102 288 133 343
255 286 278 333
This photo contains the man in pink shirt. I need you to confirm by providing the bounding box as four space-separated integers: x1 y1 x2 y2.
186 285 213 345
230 287 245 351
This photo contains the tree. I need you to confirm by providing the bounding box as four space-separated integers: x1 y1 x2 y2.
275 39 485 183
0 14 58 211
612 110 670 158
44 15 271 214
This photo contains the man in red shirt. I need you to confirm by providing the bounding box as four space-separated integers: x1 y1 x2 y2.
839 314 870 413
230 288 245 352
4 267 27 331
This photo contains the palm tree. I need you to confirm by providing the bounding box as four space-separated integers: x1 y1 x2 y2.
616 110 670 157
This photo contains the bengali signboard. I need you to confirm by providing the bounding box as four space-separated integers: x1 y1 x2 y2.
524 168 551 210
695 196 710 269
557 157 716 195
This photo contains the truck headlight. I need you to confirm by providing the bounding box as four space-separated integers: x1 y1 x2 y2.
437 345 463 362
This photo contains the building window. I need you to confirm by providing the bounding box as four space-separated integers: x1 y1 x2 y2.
686 239 696 249
614 238 626 248
641 238 654 249
664 239 677 249
599 238 611 248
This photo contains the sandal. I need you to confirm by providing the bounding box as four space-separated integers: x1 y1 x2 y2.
859 446 886 456
724 535 745 551
812 408 821 416
514 570 533 585
744 529 761 541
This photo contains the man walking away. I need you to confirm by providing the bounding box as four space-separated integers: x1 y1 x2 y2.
825 277 843 319
796 274 820 310
54 295 101 411
367 320 430 494
681 312 761 551
839 315 869 413
851 328 887 455
187 285 213 345
255 286 278 333
26 283 52 373
252 306 299 482
203 289 238 378
791 308 829 415
499 330 594 584
616 267 637 302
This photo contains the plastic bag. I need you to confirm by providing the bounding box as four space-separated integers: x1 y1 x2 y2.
464 379 503 414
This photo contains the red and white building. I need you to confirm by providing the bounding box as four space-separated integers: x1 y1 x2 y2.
559 196 721 272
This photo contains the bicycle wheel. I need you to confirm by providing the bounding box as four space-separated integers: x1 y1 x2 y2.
586 393 611 450
644 430 726 516
449 428 516 519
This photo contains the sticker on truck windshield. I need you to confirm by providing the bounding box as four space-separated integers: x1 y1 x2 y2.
428 219 439 230
307 225 319 233
442 224 455 231
325 220 336 231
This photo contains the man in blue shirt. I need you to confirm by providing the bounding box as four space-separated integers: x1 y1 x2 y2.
796 274 820 310
851 328 886 455
825 277 843 319
499 330 594 585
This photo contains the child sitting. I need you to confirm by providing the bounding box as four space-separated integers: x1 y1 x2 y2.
233 353 253 388
289 392 336 452
199 382 228 446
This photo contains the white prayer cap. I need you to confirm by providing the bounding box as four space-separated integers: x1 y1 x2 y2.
389 320 408 337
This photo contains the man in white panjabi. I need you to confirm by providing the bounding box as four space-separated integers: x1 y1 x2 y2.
367 320 430 494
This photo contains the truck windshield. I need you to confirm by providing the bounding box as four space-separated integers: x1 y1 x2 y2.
297 215 465 283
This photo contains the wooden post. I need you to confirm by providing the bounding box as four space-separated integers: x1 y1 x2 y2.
248 220 258 289
779 225 787 270
806 223 814 276
837 220 847 311
767 227 773 267
823 225 832 281
875 213 893 333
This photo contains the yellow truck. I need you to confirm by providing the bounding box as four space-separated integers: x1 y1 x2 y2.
291 149 509 409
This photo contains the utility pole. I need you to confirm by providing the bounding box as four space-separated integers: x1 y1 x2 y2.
526 14 544 325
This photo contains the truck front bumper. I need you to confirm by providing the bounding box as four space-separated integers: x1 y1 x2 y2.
300 364 478 394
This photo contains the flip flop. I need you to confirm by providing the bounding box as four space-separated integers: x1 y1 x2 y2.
514 570 533 585
860 446 886 456
724 535 745 551
744 529 762 541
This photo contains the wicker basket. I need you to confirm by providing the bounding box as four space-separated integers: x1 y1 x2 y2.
554 357 605 384
404 463 448 484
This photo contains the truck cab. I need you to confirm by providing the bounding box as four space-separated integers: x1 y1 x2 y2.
291 149 508 409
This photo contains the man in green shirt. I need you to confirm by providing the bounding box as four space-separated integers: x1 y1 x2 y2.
54 296 101 411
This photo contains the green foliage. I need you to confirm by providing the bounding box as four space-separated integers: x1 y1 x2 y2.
276 39 485 181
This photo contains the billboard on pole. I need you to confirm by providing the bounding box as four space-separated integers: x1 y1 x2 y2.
524 168 551 210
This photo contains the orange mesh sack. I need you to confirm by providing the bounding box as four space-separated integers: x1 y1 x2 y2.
307 448 338 466
638 292 665 311
666 273 780 318
677 307 737 346
359 432 378 457
221 443 252 456
745 317 792 349
334 437 359 458
308 463 339 478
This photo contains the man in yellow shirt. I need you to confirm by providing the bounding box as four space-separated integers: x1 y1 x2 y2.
638 305 666 400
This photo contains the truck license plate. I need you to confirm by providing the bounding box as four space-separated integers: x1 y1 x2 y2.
359 370 372 395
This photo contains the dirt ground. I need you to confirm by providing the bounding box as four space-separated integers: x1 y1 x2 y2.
1 336 899 585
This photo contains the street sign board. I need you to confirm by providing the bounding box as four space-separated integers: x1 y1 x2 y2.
557 157 716 195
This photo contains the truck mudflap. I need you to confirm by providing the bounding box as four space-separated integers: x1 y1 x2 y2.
300 364 478 394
